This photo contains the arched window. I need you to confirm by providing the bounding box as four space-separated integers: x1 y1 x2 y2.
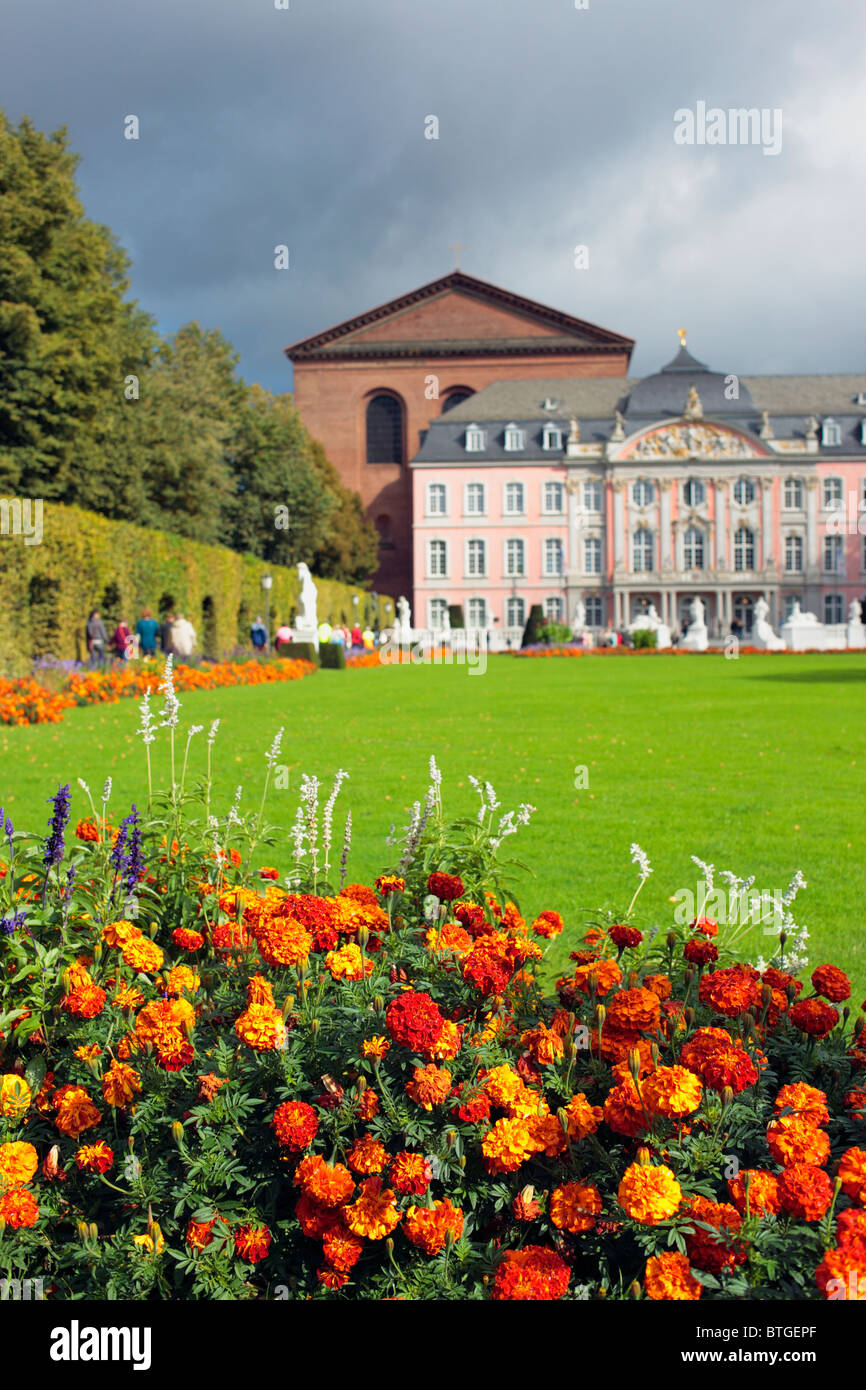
366 394 404 464
733 477 755 505
784 477 804 509
683 527 705 570
441 388 474 413
633 528 654 572
632 479 655 506
734 526 755 571
683 478 705 507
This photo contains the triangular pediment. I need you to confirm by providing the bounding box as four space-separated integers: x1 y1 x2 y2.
618 419 770 461
285 272 634 361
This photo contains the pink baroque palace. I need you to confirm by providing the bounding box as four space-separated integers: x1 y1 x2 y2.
411 335 866 642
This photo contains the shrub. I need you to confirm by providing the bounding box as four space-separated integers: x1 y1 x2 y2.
632 627 658 650
319 643 347 671
521 604 545 648
279 643 320 666
448 604 465 629
538 622 574 644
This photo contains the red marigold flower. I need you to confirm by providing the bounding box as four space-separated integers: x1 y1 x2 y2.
778 1162 834 1221
404 1198 464 1256
816 1241 866 1300
609 924 643 949
532 910 564 940
322 1229 364 1272
258 866 280 881
172 928 205 952
384 991 445 1052
454 902 487 935
346 1135 389 1175
491 1245 571 1301
316 1265 350 1289
61 983 107 1020
512 1185 542 1221
272 1100 319 1152
767 1115 830 1168
606 987 661 1035
234 1224 271 1263
761 967 802 996
74 1141 113 1174
683 1196 746 1274
427 871 464 902
186 1217 223 1250
727 1168 781 1218
155 1037 196 1072
789 998 839 1038
701 1047 759 1095
811 964 851 1003
375 875 405 896
698 965 760 1018
689 916 718 937
838 1147 866 1204
390 1151 432 1197
684 937 719 967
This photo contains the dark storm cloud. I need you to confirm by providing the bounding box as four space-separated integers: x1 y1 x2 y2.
2 0 863 391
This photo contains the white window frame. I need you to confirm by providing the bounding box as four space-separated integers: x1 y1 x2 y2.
426 482 448 518
584 479 603 513
585 595 603 627
684 478 705 507
823 533 843 574
822 476 843 509
504 422 526 452
465 537 487 579
465 424 486 453
784 534 804 574
464 481 486 516
544 596 564 621
504 537 526 578
543 480 565 515
503 481 526 516
733 477 755 506
821 419 842 447
632 479 655 507
632 528 654 573
428 597 449 629
734 526 754 572
427 538 448 579
543 537 564 577
542 424 562 451
683 526 705 570
506 596 526 628
466 596 487 628
584 535 602 575
783 477 804 510
824 593 844 623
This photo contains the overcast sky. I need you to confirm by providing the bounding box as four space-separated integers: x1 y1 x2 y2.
3 0 864 393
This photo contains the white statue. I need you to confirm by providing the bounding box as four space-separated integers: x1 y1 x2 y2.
573 598 587 632
679 595 708 651
296 562 318 630
396 596 412 637
690 596 706 629
627 602 671 650
753 594 784 651
849 598 863 625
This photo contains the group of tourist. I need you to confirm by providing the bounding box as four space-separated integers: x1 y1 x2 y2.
249 617 378 652
85 608 197 668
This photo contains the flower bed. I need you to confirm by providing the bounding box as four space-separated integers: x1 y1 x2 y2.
0 658 315 726
0 670 863 1301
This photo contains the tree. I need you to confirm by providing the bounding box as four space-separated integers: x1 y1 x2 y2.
0 111 158 499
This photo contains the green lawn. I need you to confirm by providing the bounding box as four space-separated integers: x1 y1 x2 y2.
2 653 865 995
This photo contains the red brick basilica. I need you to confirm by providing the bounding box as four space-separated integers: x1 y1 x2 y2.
285 271 634 598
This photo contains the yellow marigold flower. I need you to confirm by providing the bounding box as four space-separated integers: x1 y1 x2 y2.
0 1141 38 1189
481 1116 539 1174
235 1004 286 1052
113 983 146 1011
325 942 372 982
482 1064 526 1111
642 1066 704 1120
102 1061 142 1108
74 1044 102 1062
165 965 200 996
644 1251 702 1301
550 1181 602 1233
405 1064 452 1111
65 961 94 989
361 1036 390 1059
121 937 165 973
423 1019 463 1062
0 1075 31 1119
425 923 473 958
617 1162 682 1224
345 1177 402 1239
133 1230 165 1255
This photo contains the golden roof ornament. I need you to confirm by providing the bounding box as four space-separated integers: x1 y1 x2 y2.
568 416 580 444
678 328 687 348
684 384 703 419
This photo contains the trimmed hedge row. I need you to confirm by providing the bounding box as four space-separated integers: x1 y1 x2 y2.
0 503 393 673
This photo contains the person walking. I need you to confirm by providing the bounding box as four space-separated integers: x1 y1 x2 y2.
112 619 133 662
171 613 197 661
274 622 293 652
86 609 108 669
160 612 176 655
250 615 267 651
137 608 159 658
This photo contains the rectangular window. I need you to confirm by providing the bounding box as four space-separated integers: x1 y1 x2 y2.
504 482 525 515
823 534 843 573
465 426 485 452
584 536 602 574
505 538 525 577
544 596 564 621
427 539 447 578
465 482 485 515
543 538 564 576
783 478 803 509
506 596 525 628
824 594 844 623
823 477 843 508
543 481 564 514
585 595 603 626
467 597 487 627
633 529 654 572
429 598 448 629
584 480 602 512
466 538 486 578
427 483 447 517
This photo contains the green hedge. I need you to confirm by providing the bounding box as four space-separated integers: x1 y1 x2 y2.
0 503 393 673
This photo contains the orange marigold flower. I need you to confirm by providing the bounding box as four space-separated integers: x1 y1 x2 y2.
256 916 312 969
531 910 564 940
375 875 405 896
235 1004 286 1052
316 1265 350 1289
172 927 205 952
356 1089 379 1121
390 1152 432 1197
767 1115 830 1169
121 937 165 973
698 965 761 1018
562 1092 603 1142
303 1160 355 1208
74 1141 113 1174
0 1187 39 1228
425 922 473 958
422 1018 463 1062
75 817 102 842
196 1072 226 1103
61 983 107 1019
186 1217 219 1250
679 1026 734 1075
604 1078 648 1138
0 1141 38 1189
53 1084 101 1138
272 1101 319 1151
606 987 661 1035
361 1035 390 1059
642 1065 703 1120
102 1061 142 1108
811 963 851 1003
549 1181 602 1234
101 919 141 948
520 1023 564 1066
838 1147 866 1204
617 1162 682 1224
481 1116 539 1175
683 1195 746 1274
727 1168 781 1218
113 983 145 1011
164 965 200 996
346 1135 389 1175
571 957 623 997
234 1224 271 1264
644 973 673 1001
774 1082 829 1126
345 1177 402 1239
404 1198 464 1255
405 1064 452 1111
512 1186 542 1221
325 942 372 981
322 1229 364 1272
492 1245 570 1301
295 1192 343 1239
645 1251 702 1301
816 1242 866 1300
778 1162 834 1221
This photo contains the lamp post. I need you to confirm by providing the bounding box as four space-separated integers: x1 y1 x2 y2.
261 574 273 652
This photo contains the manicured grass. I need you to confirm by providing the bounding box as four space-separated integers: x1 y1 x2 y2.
2 653 865 995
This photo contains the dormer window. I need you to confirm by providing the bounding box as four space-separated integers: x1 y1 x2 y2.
465 424 485 452
542 424 562 451
821 418 842 447
542 397 559 411
860 419 866 445
504 423 526 452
